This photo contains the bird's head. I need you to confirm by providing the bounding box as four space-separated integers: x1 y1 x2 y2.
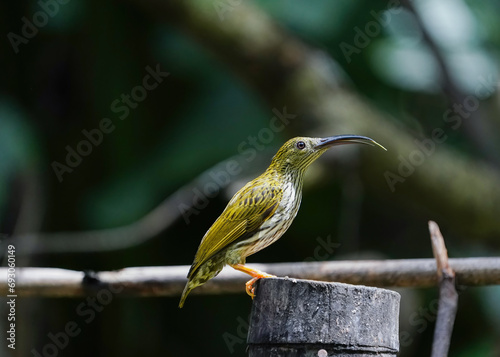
269 135 386 173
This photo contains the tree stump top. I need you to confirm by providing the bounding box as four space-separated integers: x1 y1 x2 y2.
248 277 400 356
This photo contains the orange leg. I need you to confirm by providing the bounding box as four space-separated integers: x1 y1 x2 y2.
229 264 276 298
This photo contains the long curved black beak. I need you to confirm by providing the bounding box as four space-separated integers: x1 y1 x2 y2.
314 135 386 151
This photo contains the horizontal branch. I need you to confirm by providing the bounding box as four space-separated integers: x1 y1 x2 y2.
2 258 499 298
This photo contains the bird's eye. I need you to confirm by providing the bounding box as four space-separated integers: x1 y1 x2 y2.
296 141 306 150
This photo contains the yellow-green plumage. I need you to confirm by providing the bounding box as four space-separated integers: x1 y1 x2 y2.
179 135 385 308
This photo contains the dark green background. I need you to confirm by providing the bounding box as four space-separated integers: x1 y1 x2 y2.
1 0 500 356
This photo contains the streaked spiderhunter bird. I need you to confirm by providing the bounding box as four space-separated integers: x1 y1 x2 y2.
179 135 386 308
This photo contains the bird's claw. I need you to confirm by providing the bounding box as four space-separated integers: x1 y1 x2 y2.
245 273 276 299
246 277 258 299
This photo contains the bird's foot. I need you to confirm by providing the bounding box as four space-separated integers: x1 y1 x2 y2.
245 272 275 299
229 264 276 299
246 277 258 298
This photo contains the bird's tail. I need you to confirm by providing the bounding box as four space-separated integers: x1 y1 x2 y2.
178 281 193 308
179 262 223 308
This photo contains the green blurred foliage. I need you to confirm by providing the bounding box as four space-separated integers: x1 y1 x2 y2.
1 0 499 356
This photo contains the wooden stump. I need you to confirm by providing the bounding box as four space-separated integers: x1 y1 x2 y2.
247 277 400 357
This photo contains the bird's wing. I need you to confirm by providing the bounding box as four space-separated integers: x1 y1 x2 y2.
188 179 283 278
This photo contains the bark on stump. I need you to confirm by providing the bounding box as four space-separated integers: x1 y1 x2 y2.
247 277 400 357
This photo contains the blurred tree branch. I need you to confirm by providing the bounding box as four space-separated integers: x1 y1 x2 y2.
125 0 500 239
402 0 500 168
1 257 498 297
15 154 263 255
